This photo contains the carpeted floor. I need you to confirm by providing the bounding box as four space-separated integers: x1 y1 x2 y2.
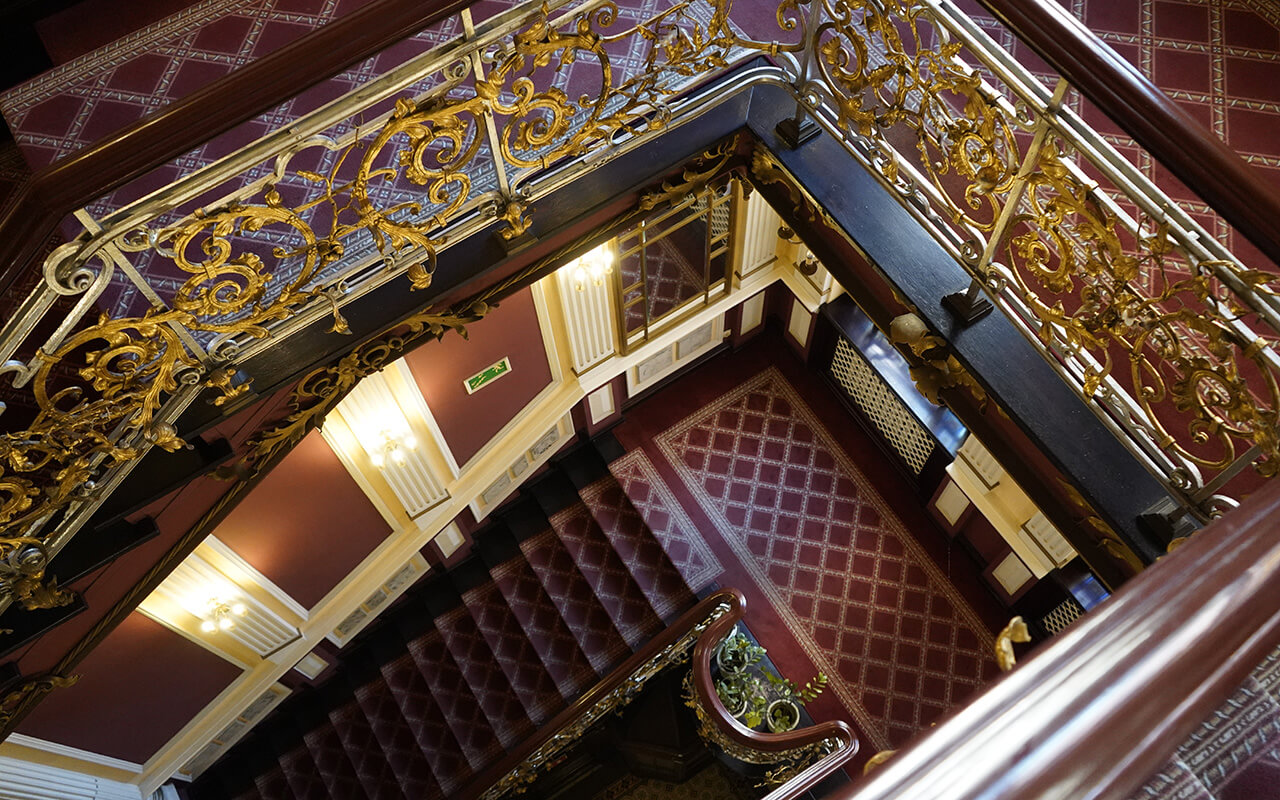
611 331 1005 764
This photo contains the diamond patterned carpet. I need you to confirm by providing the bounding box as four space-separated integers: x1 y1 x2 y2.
622 234 709 333
650 367 999 751
601 450 722 593
518 528 632 672
490 555 599 699
547 503 665 649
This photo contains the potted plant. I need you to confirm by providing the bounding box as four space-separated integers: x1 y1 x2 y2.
716 630 766 676
766 698 801 732
715 673 769 726
763 671 827 732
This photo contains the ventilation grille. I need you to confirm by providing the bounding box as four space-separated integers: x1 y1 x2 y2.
829 337 933 474
1041 597 1085 637
179 684 289 779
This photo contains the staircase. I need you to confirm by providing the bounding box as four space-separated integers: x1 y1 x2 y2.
189 439 710 800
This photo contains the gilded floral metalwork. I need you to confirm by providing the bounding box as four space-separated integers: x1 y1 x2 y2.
478 598 734 800
681 670 845 787
0 673 78 730
1000 139 1279 480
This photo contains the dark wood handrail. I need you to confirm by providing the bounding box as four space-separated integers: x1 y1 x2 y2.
832 478 1280 800
0 0 469 289
690 602 856 755
457 587 855 800
688 598 858 797
975 0 1280 270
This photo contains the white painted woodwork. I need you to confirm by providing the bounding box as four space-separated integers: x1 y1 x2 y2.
735 190 781 280
946 434 1079 579
555 256 617 373
740 291 765 334
327 553 430 646
0 756 142 800
330 365 450 517
138 545 302 662
788 298 811 347
586 384 615 424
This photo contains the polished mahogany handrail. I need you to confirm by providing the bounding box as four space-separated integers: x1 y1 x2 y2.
0 0 469 290
832 478 1280 800
975 0 1280 270
457 587 854 800
688 598 858 796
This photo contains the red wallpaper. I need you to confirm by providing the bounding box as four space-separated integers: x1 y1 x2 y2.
17 612 241 764
404 286 553 467
212 430 391 608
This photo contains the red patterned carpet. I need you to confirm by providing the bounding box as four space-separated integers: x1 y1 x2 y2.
611 334 1005 760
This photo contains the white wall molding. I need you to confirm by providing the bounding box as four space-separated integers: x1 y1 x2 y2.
0 753 142 800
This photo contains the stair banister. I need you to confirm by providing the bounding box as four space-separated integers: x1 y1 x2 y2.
686 606 858 796
973 0 1280 271
825 478 1280 800
0 0 469 294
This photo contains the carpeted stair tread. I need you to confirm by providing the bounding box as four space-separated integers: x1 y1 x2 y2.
490 551 599 700
377 652 474 796
299 716 365 799
579 474 696 619
251 762 292 800
326 700 409 800
546 500 664 649
518 527 632 670
277 740 330 800
432 605 536 750
459 580 565 726
404 627 504 773
351 673 444 800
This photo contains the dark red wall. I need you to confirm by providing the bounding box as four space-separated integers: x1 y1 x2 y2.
17 612 241 764
213 430 391 608
404 286 553 467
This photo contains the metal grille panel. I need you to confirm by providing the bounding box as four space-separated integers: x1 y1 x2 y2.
830 337 933 474
1041 597 1085 637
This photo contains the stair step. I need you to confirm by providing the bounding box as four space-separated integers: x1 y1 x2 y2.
326 698 409 800
489 545 598 700
432 605 536 750
606 450 722 595
297 698 365 800
518 527 631 672
460 580 568 725
252 762 292 800
546 500 664 649
377 650 475 795
277 741 330 800
350 669 444 800
400 623 504 774
579 474 696 619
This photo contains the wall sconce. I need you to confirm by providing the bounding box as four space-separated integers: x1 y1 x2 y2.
199 597 247 634
569 245 613 292
369 429 417 469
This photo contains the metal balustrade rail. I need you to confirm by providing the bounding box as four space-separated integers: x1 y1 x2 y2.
0 0 1275 625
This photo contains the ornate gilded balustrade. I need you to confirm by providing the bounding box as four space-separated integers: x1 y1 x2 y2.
0 0 1277 608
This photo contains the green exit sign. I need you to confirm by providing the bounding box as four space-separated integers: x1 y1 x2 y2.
464 357 512 394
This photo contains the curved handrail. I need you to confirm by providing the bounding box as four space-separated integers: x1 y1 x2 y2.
689 599 857 749
974 0 1280 270
0 0 468 290
459 587 856 800
687 600 858 796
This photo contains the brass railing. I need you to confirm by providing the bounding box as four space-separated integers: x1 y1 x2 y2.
0 0 1277 606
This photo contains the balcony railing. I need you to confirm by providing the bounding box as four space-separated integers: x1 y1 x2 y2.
0 0 1276 624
